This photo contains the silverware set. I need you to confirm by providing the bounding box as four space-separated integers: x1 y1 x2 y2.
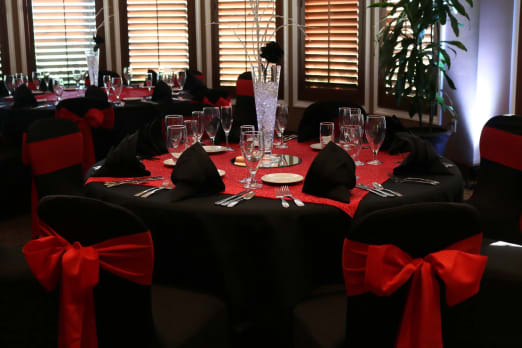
214 191 255 207
387 175 440 185
356 183 402 198
275 186 305 208
134 184 171 198
104 176 164 188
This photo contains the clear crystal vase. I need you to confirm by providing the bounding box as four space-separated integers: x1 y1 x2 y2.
251 63 281 163
86 49 99 87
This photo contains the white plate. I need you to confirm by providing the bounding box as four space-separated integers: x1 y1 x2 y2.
163 158 176 167
123 97 142 101
310 143 323 150
32 90 45 95
203 145 228 153
170 152 182 159
218 169 226 177
261 173 304 184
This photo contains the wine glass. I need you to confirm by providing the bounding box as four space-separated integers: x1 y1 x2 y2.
177 70 186 90
145 73 153 99
184 119 198 149
123 66 132 86
365 115 387 165
164 114 183 147
103 75 112 96
220 105 234 150
239 125 255 184
72 69 82 92
192 111 205 143
165 70 175 90
339 107 350 129
15 73 24 88
343 125 363 164
275 103 288 149
166 125 186 157
53 78 64 105
111 77 123 105
240 130 264 189
31 71 41 90
4 75 15 96
203 107 220 145
319 122 334 148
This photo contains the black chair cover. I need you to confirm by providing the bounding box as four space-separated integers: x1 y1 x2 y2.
467 115 522 243
298 100 367 142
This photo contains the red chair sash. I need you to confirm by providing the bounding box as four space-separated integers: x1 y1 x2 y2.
203 96 231 107
56 107 114 174
236 79 254 97
23 222 154 348
343 234 487 348
22 132 83 239
480 126 522 171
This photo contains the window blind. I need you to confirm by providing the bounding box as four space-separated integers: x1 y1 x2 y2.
31 0 97 83
217 0 277 87
126 0 189 82
304 0 360 86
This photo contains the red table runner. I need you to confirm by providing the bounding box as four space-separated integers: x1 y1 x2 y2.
87 140 404 217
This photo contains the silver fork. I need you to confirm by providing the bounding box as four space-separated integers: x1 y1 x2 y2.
281 185 304 207
275 187 290 208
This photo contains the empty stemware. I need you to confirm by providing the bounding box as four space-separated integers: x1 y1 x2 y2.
275 103 288 149
220 105 234 150
240 130 264 189
365 115 387 165
203 107 220 145
123 66 132 86
103 75 112 96
53 78 64 105
192 111 205 143
145 73 153 99
184 119 198 149
111 77 124 105
319 122 334 148
177 70 186 90
166 125 186 157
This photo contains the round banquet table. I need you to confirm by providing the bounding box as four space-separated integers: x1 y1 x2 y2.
84 141 463 346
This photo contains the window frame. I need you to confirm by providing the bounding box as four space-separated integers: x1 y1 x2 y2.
24 0 105 75
118 0 197 76
0 0 10 75
210 0 284 95
297 0 366 102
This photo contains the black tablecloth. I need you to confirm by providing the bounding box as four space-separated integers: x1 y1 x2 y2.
85 165 463 345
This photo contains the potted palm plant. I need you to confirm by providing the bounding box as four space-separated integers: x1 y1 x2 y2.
371 0 473 154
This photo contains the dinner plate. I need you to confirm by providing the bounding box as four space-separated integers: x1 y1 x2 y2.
202 145 228 153
170 152 182 159
261 173 304 184
218 169 226 177
163 158 176 167
32 90 45 95
309 143 323 150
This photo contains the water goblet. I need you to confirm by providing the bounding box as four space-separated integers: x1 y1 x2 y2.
103 75 112 96
239 125 256 184
111 77 123 105
319 122 334 148
177 70 186 90
184 119 198 149
203 107 220 145
220 105 234 150
31 71 41 90
365 115 387 165
192 111 205 143
240 130 264 189
339 107 350 129
123 66 132 86
167 125 186 157
164 114 184 146
53 78 64 105
4 75 15 96
275 103 288 149
145 73 153 99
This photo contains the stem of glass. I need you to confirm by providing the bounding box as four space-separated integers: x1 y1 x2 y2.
225 132 229 148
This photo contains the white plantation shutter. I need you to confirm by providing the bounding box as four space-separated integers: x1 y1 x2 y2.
217 0 277 87
0 46 3 76
126 0 189 82
31 0 97 83
304 0 360 87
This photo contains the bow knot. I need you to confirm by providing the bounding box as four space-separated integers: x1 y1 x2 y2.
343 234 487 348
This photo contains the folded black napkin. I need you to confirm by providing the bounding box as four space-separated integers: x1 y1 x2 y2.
170 143 225 201
151 80 172 102
0 79 9 97
148 70 158 86
393 134 452 176
137 118 168 157
85 86 109 103
91 132 150 177
381 115 409 151
302 142 356 203
13 84 37 108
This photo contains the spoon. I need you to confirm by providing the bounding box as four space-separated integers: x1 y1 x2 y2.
372 182 403 197
227 191 256 207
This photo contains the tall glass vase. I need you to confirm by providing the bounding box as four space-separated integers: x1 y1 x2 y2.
86 49 99 87
251 63 281 163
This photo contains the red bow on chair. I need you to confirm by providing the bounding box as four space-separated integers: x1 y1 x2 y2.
343 234 487 348
23 222 154 348
203 96 231 107
56 107 115 174
236 79 254 97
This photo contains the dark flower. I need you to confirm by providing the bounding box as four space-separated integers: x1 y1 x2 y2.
93 35 105 52
260 42 283 65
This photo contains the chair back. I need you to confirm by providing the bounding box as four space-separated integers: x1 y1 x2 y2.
298 100 366 142
56 97 115 172
344 202 483 347
26 195 158 348
471 115 522 241
22 118 84 237
230 72 257 143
